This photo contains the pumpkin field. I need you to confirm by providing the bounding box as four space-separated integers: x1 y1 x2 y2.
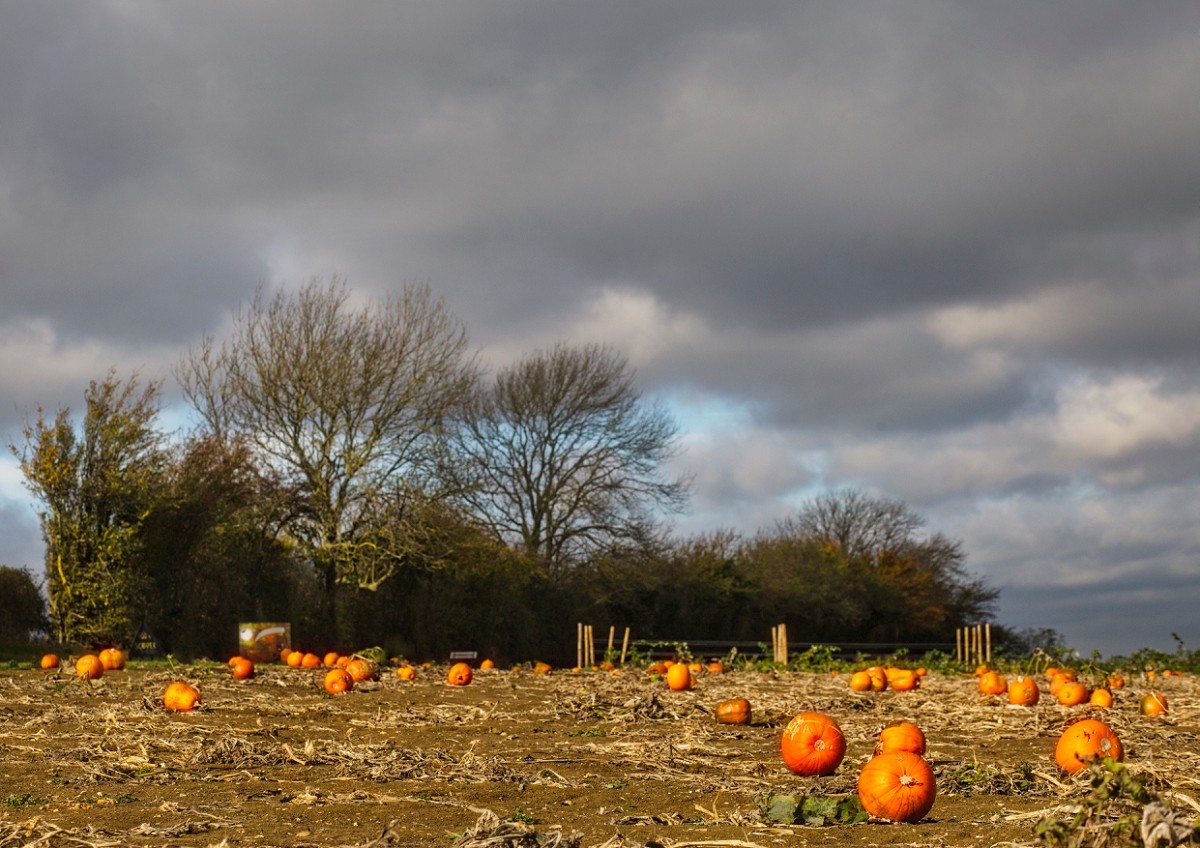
1 653 1198 848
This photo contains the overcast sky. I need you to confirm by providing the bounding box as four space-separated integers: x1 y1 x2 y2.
2 2 1198 659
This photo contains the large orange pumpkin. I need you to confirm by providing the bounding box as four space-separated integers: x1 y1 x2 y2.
75 654 105 681
978 670 1007 695
714 698 752 725
1055 718 1123 774
781 712 846 776
850 670 874 692
163 681 201 712
1056 681 1090 707
876 721 926 756
346 658 376 682
39 653 61 670
447 662 473 686
886 668 920 692
323 668 354 695
857 751 937 822
665 663 694 691
98 647 126 671
1007 676 1040 706
1140 692 1168 717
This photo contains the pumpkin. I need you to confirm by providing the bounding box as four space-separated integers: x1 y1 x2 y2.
447 662 473 686
533 661 552 675
1107 673 1125 689
866 666 888 692
1088 688 1113 709
230 657 255 680
300 652 321 669
876 721 926 756
1055 718 1122 773
1008 676 1040 707
285 650 303 668
98 648 126 671
1140 692 1168 717
857 751 937 823
714 698 752 725
39 653 61 670
323 651 340 668
665 663 694 691
323 668 354 695
163 681 201 712
781 711 846 776
887 668 920 692
346 658 376 682
1055 681 1090 707
978 671 1007 696
395 665 416 681
850 670 873 692
75 654 105 681
645 662 668 677
480 659 496 670
706 661 725 674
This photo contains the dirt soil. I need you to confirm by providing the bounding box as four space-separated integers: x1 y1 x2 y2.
0 661 1197 847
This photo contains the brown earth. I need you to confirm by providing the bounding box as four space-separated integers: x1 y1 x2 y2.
0 660 1196 847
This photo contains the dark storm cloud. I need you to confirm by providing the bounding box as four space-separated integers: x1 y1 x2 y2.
2 1 1199 655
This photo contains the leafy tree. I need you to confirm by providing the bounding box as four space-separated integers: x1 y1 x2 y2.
779 489 997 641
449 342 689 575
0 565 48 644
13 372 169 645
176 278 479 630
135 432 310 659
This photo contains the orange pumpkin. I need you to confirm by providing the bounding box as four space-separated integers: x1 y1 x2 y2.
978 670 1007 696
395 665 417 681
1140 692 1168 717
1056 681 1090 707
887 668 920 692
876 721 926 756
706 661 725 674
1088 688 1113 709
300 652 321 669
781 711 846 776
163 681 201 712
866 666 888 691
857 751 937 822
1008 676 1040 706
646 662 668 677
98 647 126 671
75 654 105 681
447 662 473 686
1107 673 1125 689
323 668 354 695
285 650 303 668
323 651 340 668
1055 718 1122 773
346 658 376 682
480 659 496 670
714 698 752 725
39 653 61 670
230 657 255 680
850 670 874 692
532 661 552 675
665 663 694 691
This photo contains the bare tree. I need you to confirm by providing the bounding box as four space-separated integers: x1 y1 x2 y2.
780 488 924 562
176 278 478 600
450 342 689 575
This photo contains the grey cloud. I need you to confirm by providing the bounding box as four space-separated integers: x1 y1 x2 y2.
3 2 1200 656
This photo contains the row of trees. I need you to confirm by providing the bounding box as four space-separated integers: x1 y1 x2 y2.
9 278 1001 661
